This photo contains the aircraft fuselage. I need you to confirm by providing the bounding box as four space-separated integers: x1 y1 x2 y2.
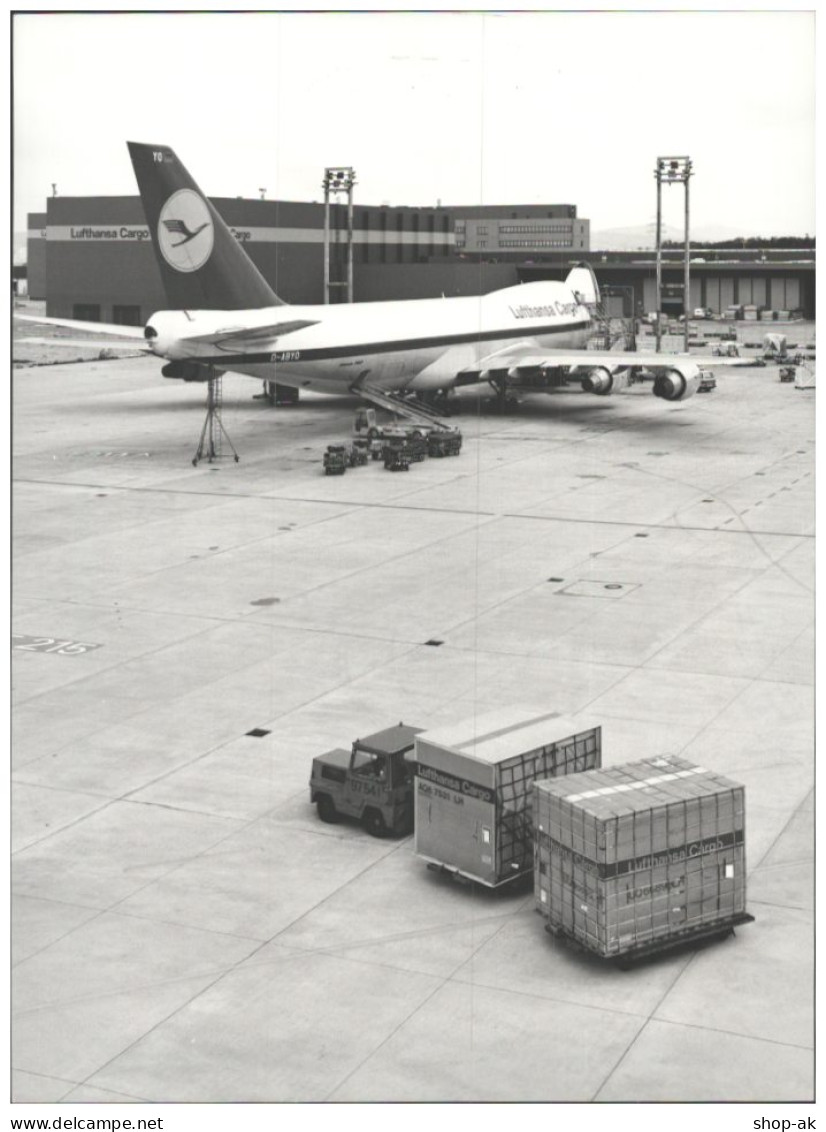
145 279 592 395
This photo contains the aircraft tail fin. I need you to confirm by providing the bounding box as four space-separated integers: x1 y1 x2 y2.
565 262 600 306
127 142 284 311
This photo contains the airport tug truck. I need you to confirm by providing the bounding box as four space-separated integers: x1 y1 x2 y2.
310 724 423 837
413 709 601 887
533 755 754 965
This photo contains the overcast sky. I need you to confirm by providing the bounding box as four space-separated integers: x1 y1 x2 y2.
13 10 816 238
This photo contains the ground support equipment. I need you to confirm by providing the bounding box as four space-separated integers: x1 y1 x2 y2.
193 371 240 466
323 445 348 475
544 912 755 969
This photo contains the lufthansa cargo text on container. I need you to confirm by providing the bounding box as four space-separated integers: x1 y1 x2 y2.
415 762 495 804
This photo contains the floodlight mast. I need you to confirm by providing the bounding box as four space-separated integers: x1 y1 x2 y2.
323 167 357 304
654 156 693 353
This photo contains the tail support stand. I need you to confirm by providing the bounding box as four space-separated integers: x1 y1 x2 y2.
193 368 240 466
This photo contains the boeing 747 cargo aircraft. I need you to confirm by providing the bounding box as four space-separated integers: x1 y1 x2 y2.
18 142 748 410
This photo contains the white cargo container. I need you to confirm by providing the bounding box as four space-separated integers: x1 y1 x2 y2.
413 708 601 887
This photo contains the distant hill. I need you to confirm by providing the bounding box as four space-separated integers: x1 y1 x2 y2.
591 221 755 251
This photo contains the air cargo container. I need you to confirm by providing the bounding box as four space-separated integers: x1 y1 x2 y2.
533 755 753 962
413 709 601 887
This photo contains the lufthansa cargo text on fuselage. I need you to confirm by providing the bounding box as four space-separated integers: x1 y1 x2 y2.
509 301 580 320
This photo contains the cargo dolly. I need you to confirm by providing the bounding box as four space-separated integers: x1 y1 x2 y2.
544 912 755 969
384 448 411 472
322 445 348 475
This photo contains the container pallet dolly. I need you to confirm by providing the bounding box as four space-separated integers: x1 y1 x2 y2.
544 912 755 970
384 451 411 471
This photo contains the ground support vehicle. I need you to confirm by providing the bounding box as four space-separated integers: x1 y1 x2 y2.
348 442 369 467
381 430 427 464
697 370 716 393
323 445 348 475
427 429 463 457
309 724 423 836
261 381 300 406
384 449 411 472
779 366 796 383
712 342 740 358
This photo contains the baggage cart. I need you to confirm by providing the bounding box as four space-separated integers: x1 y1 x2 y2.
323 445 348 475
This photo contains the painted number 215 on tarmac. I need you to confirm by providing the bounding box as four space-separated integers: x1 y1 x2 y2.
12 634 101 656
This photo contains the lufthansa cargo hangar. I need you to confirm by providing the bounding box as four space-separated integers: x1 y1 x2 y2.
27 194 814 319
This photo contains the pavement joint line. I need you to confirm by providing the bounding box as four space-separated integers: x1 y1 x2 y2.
10 1069 87 1100
106 649 433 802
447 967 656 1026
59 1082 153 1105
11 943 265 1018
588 942 705 1101
752 620 815 683
240 908 525 964
629 560 805 676
321 885 538 1101
644 1013 814 1055
11 797 119 857
747 898 813 914
19 949 267 1096
11 908 110 973
12 477 815 539
593 783 814 1097
750 788 815 875
750 856 812 874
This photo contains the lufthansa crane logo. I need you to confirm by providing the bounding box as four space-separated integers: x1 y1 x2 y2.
158 189 214 272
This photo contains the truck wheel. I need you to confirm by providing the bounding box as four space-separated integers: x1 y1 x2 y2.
316 795 338 824
362 808 387 837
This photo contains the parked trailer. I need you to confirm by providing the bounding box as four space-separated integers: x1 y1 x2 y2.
413 709 601 888
533 754 753 964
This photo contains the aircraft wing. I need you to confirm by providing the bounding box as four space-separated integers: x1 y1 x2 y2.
16 336 149 352
190 320 320 353
14 313 148 340
460 343 753 377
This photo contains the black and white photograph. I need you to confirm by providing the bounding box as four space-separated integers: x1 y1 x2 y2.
10 7 815 1120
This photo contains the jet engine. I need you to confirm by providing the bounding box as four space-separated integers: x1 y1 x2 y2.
161 361 221 382
651 362 702 402
580 366 631 396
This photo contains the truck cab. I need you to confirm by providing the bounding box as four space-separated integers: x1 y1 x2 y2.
309 723 422 836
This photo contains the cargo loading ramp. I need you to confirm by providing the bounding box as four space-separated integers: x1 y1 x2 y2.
351 380 453 432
